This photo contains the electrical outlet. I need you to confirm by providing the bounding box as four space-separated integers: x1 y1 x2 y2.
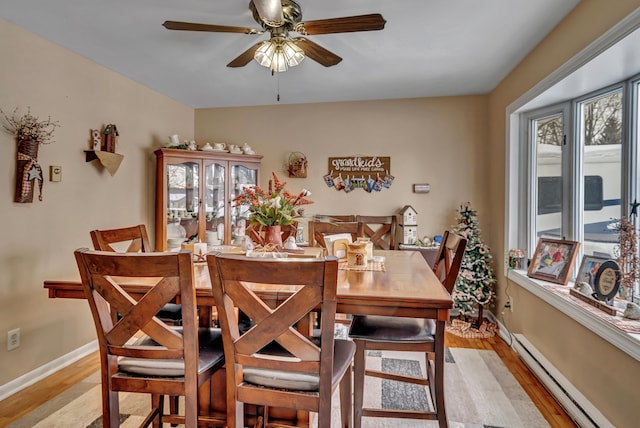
504 297 514 312
7 328 20 351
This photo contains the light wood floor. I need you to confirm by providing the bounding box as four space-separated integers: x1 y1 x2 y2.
0 332 578 427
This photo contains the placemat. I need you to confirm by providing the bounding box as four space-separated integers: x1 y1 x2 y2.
338 261 385 271
543 285 640 334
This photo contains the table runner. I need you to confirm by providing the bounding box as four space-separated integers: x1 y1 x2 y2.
338 261 385 271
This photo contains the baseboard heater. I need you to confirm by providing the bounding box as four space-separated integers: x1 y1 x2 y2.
511 333 613 428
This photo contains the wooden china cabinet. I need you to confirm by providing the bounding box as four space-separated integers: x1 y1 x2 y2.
154 148 262 251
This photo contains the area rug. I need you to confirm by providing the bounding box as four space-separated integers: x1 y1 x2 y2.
9 348 548 428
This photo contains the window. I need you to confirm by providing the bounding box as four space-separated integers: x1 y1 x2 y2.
506 16 640 360
522 83 636 298
528 109 566 243
578 89 623 258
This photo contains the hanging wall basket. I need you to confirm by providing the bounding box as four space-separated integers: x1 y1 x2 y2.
15 139 43 203
1 106 59 203
288 152 308 178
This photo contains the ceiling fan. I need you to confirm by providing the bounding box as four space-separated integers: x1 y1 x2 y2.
162 0 386 72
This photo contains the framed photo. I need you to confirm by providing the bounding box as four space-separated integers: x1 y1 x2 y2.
527 238 580 285
575 255 609 289
593 260 621 302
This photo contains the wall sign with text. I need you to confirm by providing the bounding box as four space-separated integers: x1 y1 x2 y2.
324 156 393 193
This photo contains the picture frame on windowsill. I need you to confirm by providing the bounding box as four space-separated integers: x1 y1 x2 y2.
575 254 610 290
527 238 580 285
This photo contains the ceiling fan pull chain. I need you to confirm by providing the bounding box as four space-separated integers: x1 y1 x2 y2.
277 72 281 102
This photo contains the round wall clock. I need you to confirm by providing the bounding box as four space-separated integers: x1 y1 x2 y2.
593 260 621 302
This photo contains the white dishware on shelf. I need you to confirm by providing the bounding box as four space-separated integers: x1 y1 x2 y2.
213 142 226 150
167 237 183 251
168 134 180 147
201 142 214 151
167 222 186 240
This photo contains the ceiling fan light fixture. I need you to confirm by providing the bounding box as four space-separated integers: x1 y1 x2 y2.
282 39 304 66
254 40 277 67
254 37 304 72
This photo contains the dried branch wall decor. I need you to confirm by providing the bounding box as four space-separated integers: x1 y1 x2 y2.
615 217 639 301
0 107 59 202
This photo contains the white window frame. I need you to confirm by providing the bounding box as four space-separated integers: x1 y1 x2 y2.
505 11 640 361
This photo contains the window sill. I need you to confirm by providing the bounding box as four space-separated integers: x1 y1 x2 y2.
508 270 640 361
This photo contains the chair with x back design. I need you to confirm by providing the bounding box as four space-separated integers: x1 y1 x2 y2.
74 249 226 427
207 253 355 428
348 230 467 428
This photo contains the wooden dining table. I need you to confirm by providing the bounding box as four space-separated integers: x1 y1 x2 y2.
44 249 452 425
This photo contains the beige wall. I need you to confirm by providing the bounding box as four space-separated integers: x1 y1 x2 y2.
195 96 489 241
487 1 640 426
1 17 489 388
2 1 640 424
0 18 193 385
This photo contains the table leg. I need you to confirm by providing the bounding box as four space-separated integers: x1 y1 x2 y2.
198 306 213 327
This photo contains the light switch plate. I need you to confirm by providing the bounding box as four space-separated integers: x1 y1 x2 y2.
50 165 62 182
413 183 430 193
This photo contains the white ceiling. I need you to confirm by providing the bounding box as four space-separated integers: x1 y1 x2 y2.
0 0 580 108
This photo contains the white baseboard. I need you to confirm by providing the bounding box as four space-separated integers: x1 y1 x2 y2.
0 340 97 402
502 330 614 428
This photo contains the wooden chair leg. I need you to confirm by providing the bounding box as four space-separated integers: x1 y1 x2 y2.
339 363 353 428
169 395 179 427
352 340 365 428
150 394 163 428
102 379 119 428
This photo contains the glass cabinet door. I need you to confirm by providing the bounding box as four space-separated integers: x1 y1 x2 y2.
166 161 199 242
231 164 258 244
155 148 262 250
204 161 225 245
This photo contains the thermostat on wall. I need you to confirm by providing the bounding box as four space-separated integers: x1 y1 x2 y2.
413 183 430 193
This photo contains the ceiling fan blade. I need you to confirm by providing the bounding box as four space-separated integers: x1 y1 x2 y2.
294 38 342 67
252 0 284 27
227 42 264 67
163 21 261 34
296 13 387 35
299 13 386 35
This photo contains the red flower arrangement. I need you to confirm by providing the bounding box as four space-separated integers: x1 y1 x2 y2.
233 172 313 227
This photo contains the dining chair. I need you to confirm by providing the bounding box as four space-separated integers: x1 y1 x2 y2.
207 253 355 428
74 249 226 427
307 220 364 251
348 230 467 428
90 224 182 326
313 214 357 223
356 215 397 250
90 224 185 421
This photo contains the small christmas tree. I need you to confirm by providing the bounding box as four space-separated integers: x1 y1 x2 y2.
452 202 496 318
